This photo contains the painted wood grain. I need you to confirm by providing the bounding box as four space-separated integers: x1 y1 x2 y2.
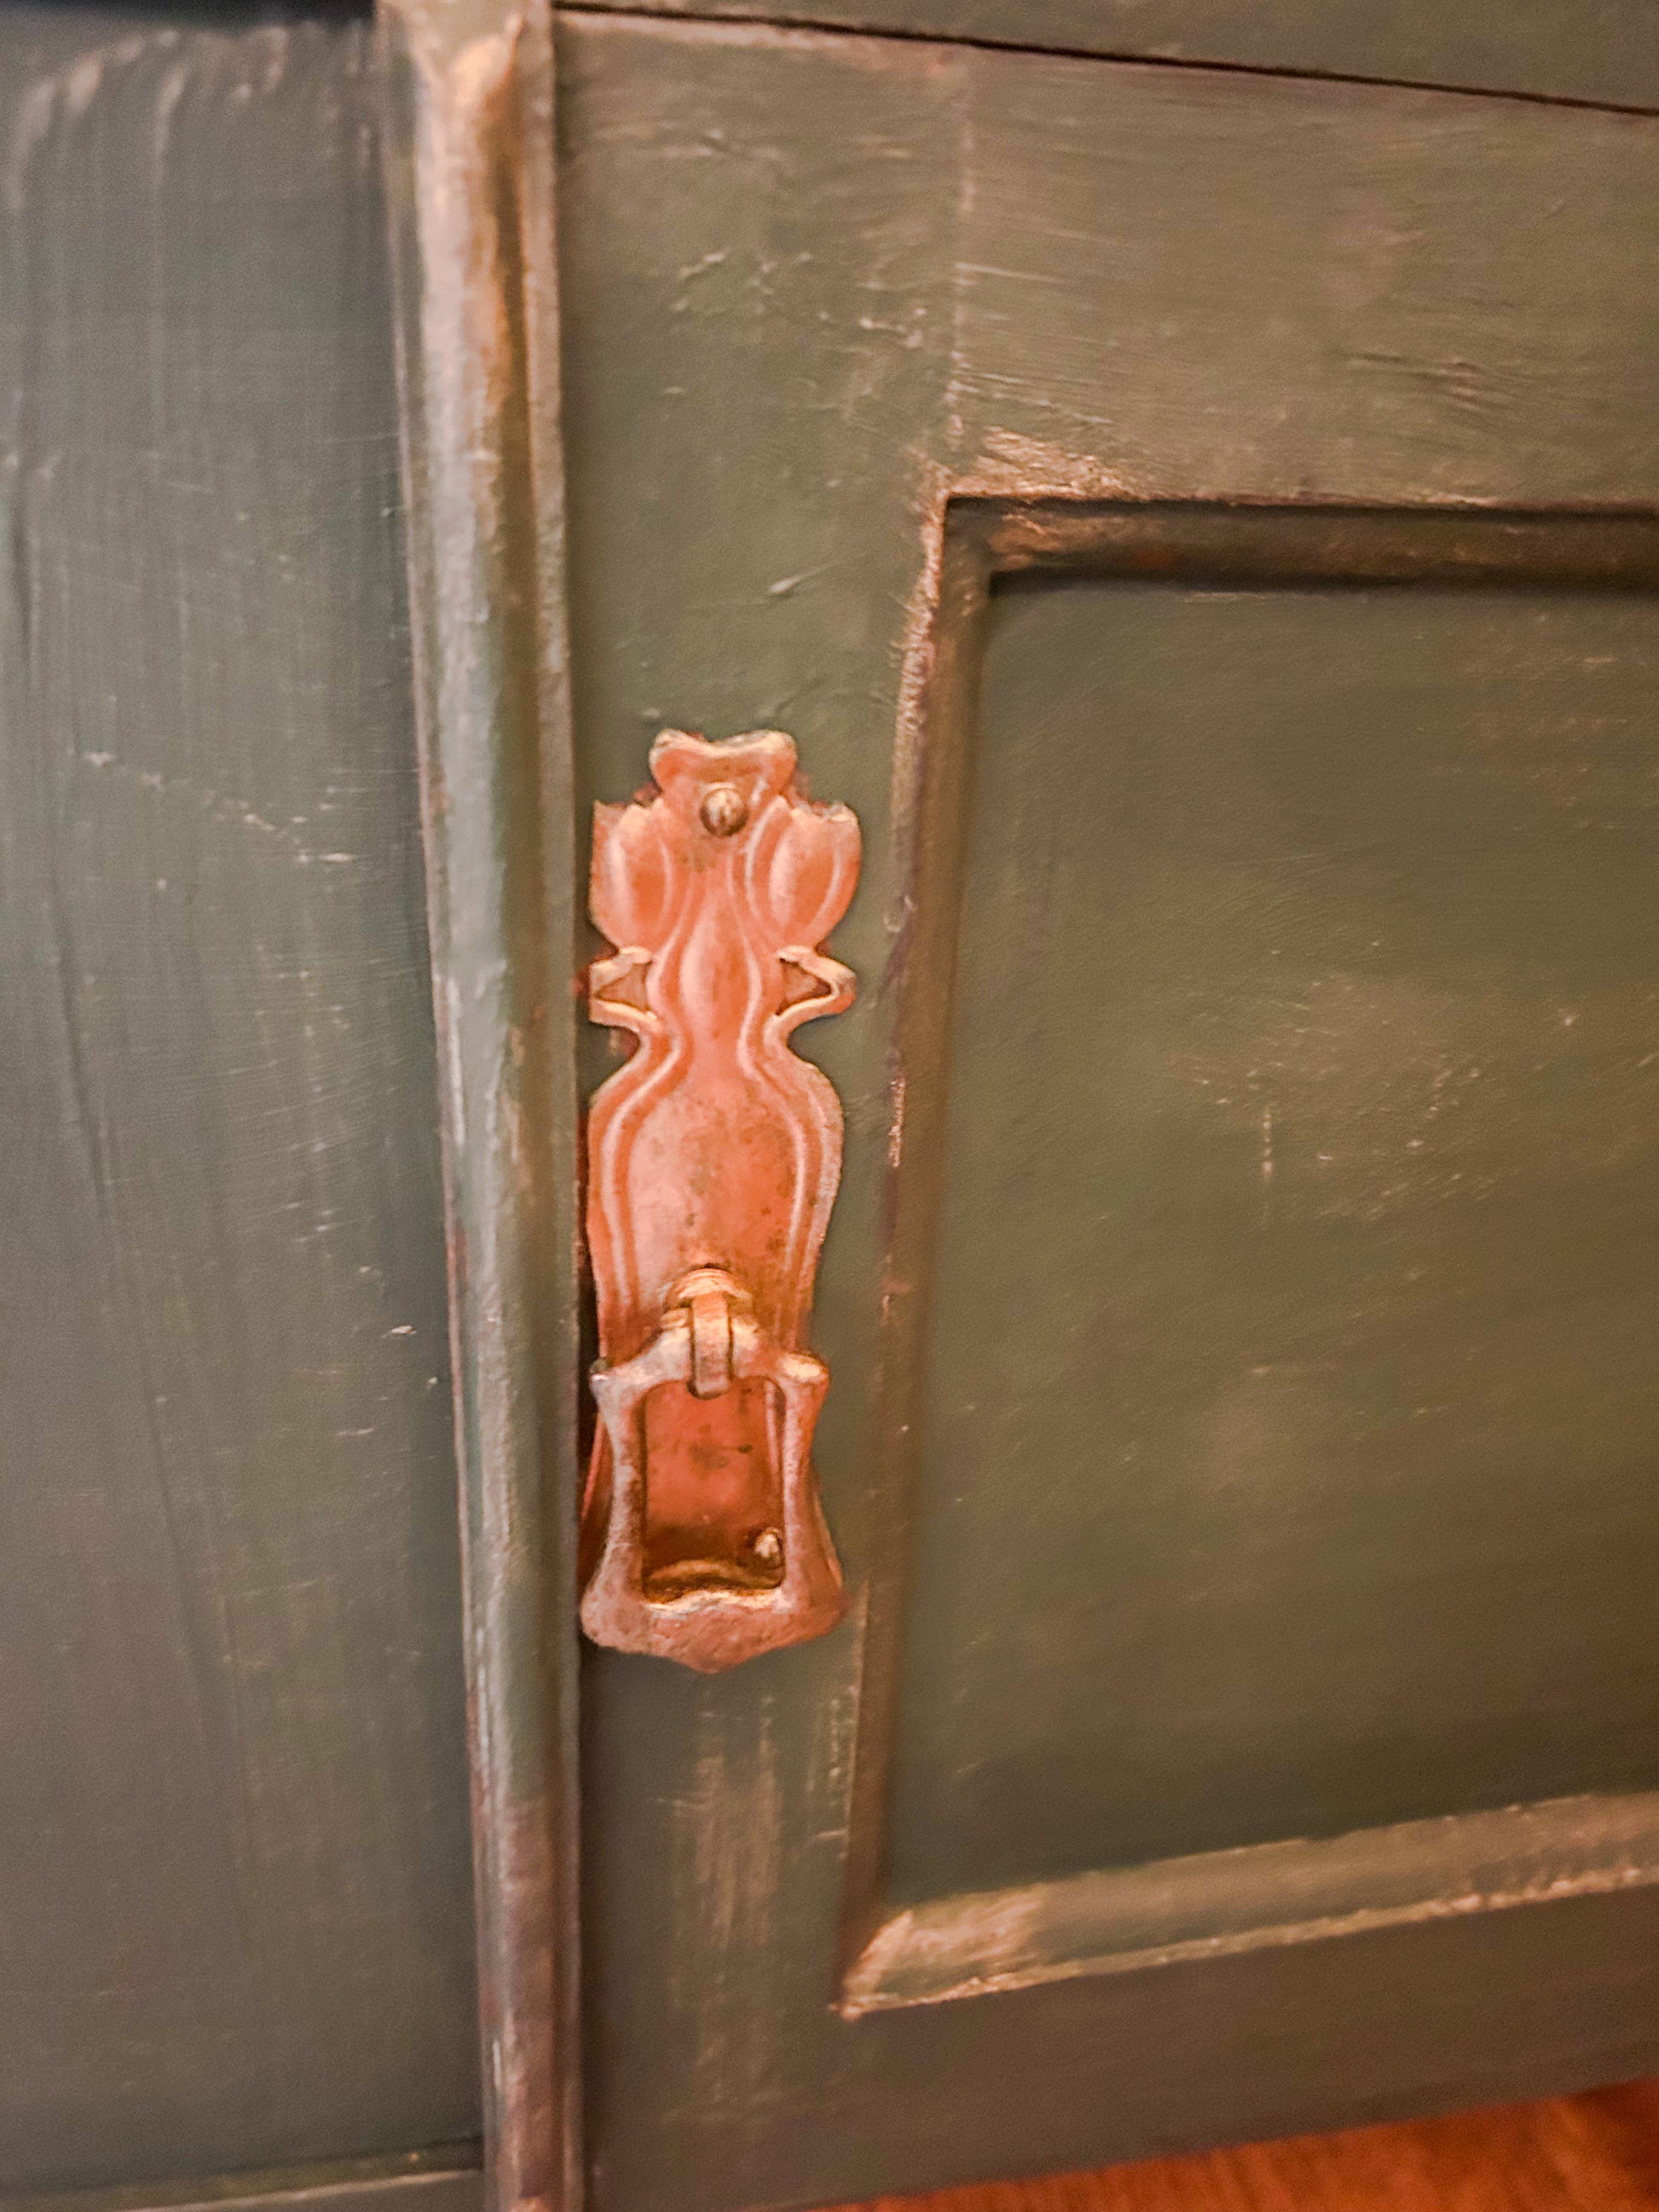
561 0 1659 113
0 5 475 2191
876 557 1659 1911
2 2147 482 2212
379 0 582 2205
558 17 1659 2212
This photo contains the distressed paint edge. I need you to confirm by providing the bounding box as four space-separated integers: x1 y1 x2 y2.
378 4 581 2209
553 0 1659 118
838 488 1659 2008
0 2151 483 2212
837 494 993 1983
841 1791 1659 2015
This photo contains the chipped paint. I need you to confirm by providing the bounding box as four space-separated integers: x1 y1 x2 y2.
842 1790 1659 2016
379 0 578 2203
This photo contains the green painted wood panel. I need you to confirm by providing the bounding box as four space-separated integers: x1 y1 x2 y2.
0 5 476 2192
887 576 1659 1904
3 2148 482 2212
562 0 1659 111
558 17 1659 2210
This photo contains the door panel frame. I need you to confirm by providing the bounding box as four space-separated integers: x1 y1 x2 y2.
842 493 1659 2011
561 0 1659 113
378 3 1659 2205
1 2154 483 2212
379 3 584 2208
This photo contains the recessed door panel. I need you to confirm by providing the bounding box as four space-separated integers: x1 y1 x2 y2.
887 575 1659 1906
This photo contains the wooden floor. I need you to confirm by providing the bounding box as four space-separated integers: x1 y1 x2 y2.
833 2082 1659 2211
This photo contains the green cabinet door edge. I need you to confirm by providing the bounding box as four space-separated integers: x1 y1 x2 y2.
378 3 584 2209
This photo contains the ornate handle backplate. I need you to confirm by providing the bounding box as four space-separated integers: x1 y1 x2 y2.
579 729 859 1672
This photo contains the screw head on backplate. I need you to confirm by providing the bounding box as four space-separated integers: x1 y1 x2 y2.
700 783 749 836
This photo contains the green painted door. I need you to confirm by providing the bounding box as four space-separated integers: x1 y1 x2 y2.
9 4 1659 2207
558 18 1659 2209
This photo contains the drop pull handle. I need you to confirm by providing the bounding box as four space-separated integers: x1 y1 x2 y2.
579 729 859 1672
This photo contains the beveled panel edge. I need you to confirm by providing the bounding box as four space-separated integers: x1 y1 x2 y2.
841 1791 1659 2015
0 2148 483 2212
556 1 1659 118
835 510 995 1984
836 489 1659 2007
974 497 1659 591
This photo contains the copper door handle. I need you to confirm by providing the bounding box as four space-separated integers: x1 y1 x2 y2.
579 729 859 1672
